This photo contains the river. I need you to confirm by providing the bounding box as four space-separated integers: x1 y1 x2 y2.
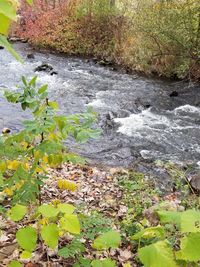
0 42 200 167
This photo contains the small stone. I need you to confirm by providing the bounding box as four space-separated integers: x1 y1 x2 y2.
50 71 58 76
27 53 35 59
2 128 11 134
144 103 151 108
190 174 200 191
99 60 107 66
0 46 4 50
170 91 179 97
34 63 53 72
118 249 132 261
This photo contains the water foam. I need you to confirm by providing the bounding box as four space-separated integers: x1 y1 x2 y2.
115 105 200 137
114 109 171 136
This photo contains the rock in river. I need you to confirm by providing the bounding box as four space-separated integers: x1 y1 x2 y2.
34 63 53 72
170 91 179 97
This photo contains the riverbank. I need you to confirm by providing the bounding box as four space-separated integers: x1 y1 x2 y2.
11 0 200 81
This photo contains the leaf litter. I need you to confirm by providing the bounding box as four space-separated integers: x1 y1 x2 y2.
0 162 195 266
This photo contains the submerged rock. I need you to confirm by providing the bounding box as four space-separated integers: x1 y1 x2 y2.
2 128 11 134
50 71 58 76
170 91 179 97
34 63 53 72
27 53 35 59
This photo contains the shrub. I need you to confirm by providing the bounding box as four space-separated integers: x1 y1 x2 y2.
12 0 200 80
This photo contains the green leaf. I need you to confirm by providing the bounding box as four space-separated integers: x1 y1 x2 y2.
58 240 85 259
76 130 89 143
0 14 10 35
22 76 27 86
60 214 80 234
0 0 17 20
4 91 20 103
158 210 181 226
38 204 59 218
38 84 48 94
158 210 200 233
16 226 37 252
20 250 32 259
131 226 165 240
57 203 75 214
49 101 59 110
176 233 200 262
8 204 27 222
180 210 200 233
138 241 178 267
91 259 116 267
8 261 22 267
93 231 121 250
0 173 4 186
29 76 37 87
41 224 59 249
0 35 22 62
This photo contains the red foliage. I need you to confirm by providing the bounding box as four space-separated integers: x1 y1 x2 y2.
12 0 119 60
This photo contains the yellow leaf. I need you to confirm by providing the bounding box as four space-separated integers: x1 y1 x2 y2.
59 230 64 237
38 218 48 225
23 163 29 170
34 151 40 158
7 160 20 170
3 188 13 196
21 141 28 148
57 180 78 192
35 167 44 173
15 182 22 189
42 156 48 163
9 0 20 10
52 199 61 206
48 133 57 141
0 162 6 172
57 180 64 189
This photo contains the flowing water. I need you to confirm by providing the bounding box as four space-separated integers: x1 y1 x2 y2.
0 42 200 166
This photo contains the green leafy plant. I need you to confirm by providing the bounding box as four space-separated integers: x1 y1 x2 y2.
91 258 116 267
80 211 113 240
89 231 121 267
0 76 101 264
1 76 100 205
133 209 200 267
56 211 114 264
9 201 81 260
92 230 121 250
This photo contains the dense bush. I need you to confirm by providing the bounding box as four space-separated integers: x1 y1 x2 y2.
13 0 119 61
127 0 200 79
12 0 200 79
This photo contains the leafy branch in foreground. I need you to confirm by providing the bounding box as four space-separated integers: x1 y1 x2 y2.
1 76 100 205
0 76 106 265
0 0 33 60
132 209 200 267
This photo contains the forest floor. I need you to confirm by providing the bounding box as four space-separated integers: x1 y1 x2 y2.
0 162 199 266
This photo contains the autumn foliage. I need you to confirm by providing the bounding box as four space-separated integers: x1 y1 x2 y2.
11 0 200 79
